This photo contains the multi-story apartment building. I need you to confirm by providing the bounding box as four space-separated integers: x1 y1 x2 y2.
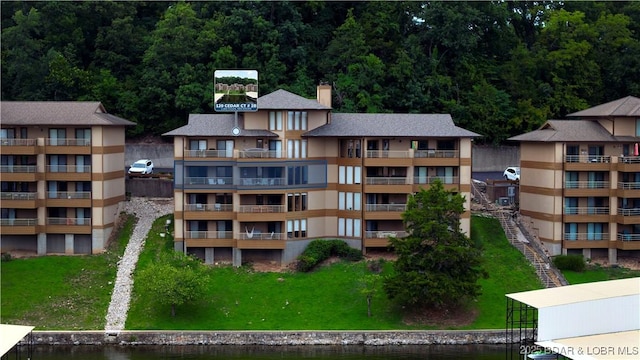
164 85 479 266
509 96 640 264
0 102 134 255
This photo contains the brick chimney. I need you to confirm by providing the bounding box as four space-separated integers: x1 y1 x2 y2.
316 83 332 108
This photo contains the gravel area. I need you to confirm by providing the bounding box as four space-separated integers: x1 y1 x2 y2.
104 197 173 332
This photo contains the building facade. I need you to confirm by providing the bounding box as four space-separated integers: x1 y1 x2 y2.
509 96 640 264
164 85 479 266
0 102 134 255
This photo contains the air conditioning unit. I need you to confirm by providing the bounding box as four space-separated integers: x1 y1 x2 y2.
498 197 510 206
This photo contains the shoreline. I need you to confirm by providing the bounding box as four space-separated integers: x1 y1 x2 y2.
29 329 512 346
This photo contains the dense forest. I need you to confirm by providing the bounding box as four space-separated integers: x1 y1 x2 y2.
2 1 639 144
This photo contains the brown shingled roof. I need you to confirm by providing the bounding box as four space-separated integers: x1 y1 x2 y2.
162 114 277 137
508 120 617 142
0 101 135 126
257 89 331 110
567 96 640 117
303 113 480 138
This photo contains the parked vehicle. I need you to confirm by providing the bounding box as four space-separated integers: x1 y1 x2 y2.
128 159 154 175
503 166 520 181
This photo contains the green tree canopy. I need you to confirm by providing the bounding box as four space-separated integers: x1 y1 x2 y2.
383 179 485 309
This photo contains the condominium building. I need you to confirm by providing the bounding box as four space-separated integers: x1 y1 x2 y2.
509 96 640 264
164 85 479 266
0 102 134 255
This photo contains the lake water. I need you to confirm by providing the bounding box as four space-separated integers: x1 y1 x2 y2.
26 344 519 359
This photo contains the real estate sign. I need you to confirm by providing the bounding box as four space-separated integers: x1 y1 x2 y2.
214 70 258 112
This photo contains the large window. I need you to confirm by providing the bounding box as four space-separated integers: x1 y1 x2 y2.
338 218 361 237
287 139 307 158
287 111 307 130
287 193 307 211
338 165 361 184
269 111 283 131
287 166 308 185
287 219 307 238
338 192 361 211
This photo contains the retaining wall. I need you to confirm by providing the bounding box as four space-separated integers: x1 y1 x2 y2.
31 330 511 346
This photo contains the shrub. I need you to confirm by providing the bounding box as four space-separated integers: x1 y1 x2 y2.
296 240 363 272
553 254 586 272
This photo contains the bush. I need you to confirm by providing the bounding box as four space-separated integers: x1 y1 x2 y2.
296 240 363 272
553 254 586 272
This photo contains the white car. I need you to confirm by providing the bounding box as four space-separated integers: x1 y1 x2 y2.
503 166 520 181
128 159 154 175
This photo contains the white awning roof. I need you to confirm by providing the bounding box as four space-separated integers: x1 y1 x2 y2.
536 330 640 360
506 277 640 308
0 324 34 356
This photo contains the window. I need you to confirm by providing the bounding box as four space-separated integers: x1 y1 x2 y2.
287 166 308 185
287 111 307 130
75 128 91 145
0 128 15 139
338 166 361 184
49 128 66 146
269 111 283 131
338 192 361 210
287 219 307 238
190 139 207 151
287 193 307 211
48 155 67 172
338 218 361 237
287 139 307 158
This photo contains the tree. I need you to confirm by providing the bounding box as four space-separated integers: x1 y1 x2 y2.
359 274 380 318
383 179 485 309
137 252 208 317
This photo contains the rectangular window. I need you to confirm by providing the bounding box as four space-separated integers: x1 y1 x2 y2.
75 128 91 145
287 218 307 238
288 193 307 211
346 166 353 184
287 111 308 130
269 111 283 131
339 166 346 184
287 166 308 185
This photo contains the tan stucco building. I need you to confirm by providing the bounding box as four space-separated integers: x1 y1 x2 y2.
509 96 640 264
164 85 479 266
0 102 134 255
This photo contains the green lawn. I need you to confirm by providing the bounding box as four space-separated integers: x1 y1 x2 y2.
0 214 134 329
6 213 625 331
562 263 640 284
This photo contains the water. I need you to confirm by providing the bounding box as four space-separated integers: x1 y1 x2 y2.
27 344 516 359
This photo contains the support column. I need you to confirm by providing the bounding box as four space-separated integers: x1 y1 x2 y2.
232 248 242 267
37 233 47 255
608 248 618 266
582 248 592 260
205 248 214 265
65 234 74 254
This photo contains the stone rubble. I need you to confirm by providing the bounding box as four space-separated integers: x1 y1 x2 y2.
104 197 173 332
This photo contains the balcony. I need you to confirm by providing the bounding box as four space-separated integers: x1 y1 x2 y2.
365 176 411 193
563 235 609 249
236 231 286 249
45 138 91 155
617 232 640 250
237 204 285 222
46 191 92 207
0 138 37 155
0 192 38 208
46 217 92 234
184 149 232 158
564 155 612 171
185 230 235 247
564 181 610 196
185 203 233 212
0 165 38 181
238 149 282 159
563 207 610 222
618 156 640 172
364 230 408 247
238 177 285 187
617 182 640 198
364 150 412 167
185 177 233 186
184 203 232 220
616 208 640 225
563 233 608 241
238 205 285 213
0 218 38 234
365 204 407 212
46 165 92 181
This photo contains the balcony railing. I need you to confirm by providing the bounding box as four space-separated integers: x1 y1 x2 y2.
618 182 640 190
365 177 409 185
186 177 233 185
365 230 408 238
238 205 286 213
46 165 91 173
365 204 407 212
564 207 610 215
563 233 608 241
0 165 37 173
620 156 640 164
184 149 232 158
0 192 37 200
414 176 459 185
186 230 233 239
0 138 36 146
414 150 459 158
366 150 411 159
47 191 91 199
618 208 640 216
618 233 640 241
46 138 91 146
238 231 285 240
239 178 285 186
47 217 91 225
0 218 37 226
564 155 611 163
565 181 609 189
185 203 233 212
239 149 282 158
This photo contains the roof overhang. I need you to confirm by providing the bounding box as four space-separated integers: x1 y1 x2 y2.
0 324 34 356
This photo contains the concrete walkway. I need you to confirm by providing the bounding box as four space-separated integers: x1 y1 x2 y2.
104 197 173 333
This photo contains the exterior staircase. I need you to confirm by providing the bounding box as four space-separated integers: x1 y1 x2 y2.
472 180 568 288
